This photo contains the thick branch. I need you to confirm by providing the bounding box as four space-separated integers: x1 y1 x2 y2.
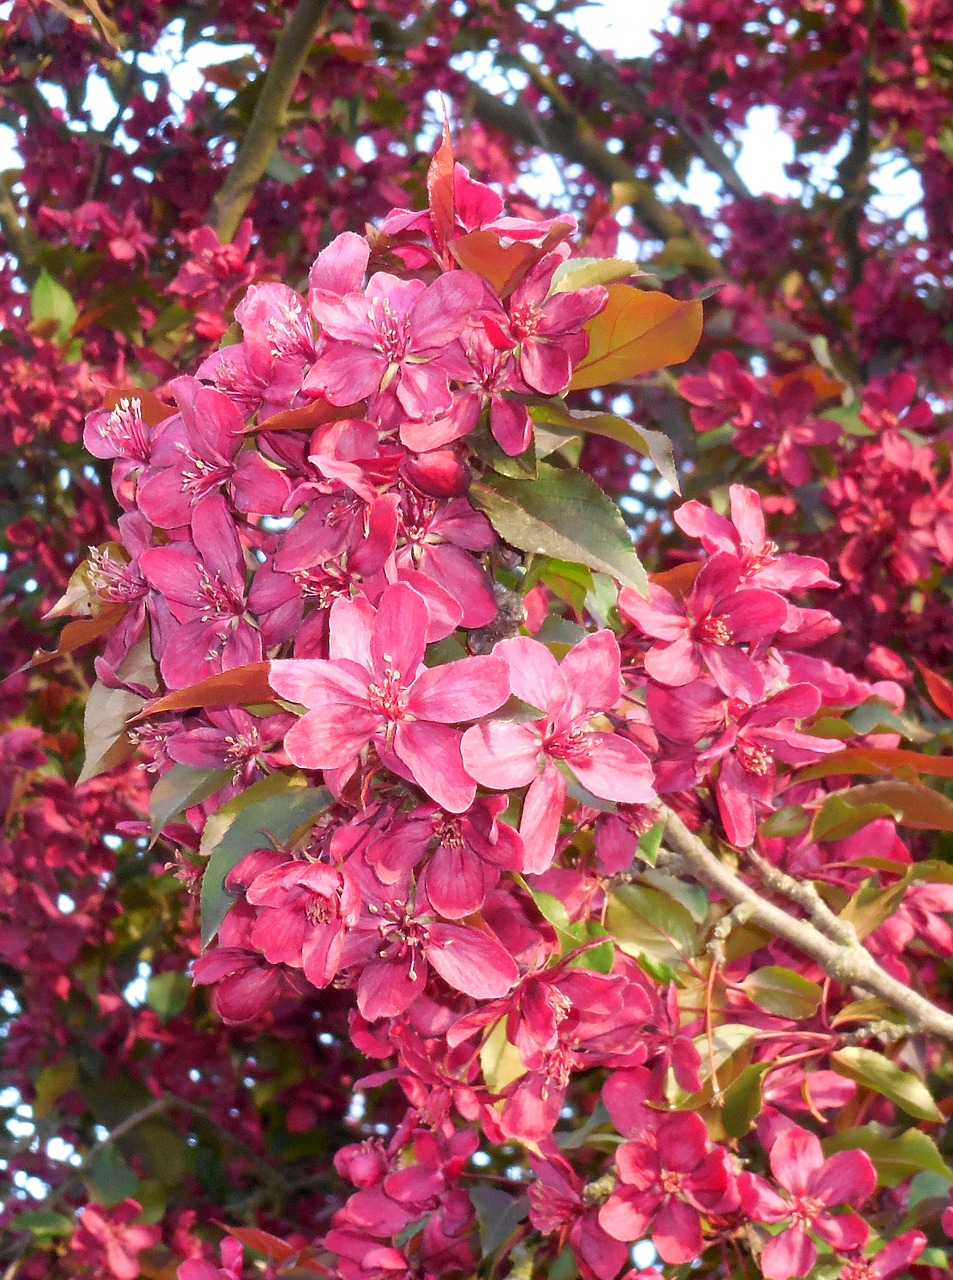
209 0 330 242
659 804 953 1044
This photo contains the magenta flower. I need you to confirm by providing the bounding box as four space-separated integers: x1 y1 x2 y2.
227 848 362 988
699 684 844 847
269 583 509 812
462 632 655 871
620 551 787 703
69 1200 161 1280
739 1126 876 1280
137 375 291 528
306 267 484 419
178 1237 245 1280
599 1112 737 1265
674 484 836 591
528 1147 630 1280
138 494 262 689
837 1231 926 1280
503 249 607 394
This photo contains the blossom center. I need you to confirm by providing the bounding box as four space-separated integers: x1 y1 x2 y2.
435 817 464 849
87 546 147 603
196 568 245 620
367 664 408 720
791 1195 824 1229
737 739 772 775
102 398 151 462
377 298 410 363
545 725 592 761
306 893 335 925
744 540 779 573
659 1168 684 1196
178 444 233 497
509 303 540 341
840 1259 874 1280
694 615 732 646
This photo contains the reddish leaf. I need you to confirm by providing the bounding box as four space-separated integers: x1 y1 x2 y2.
134 663 275 719
799 746 953 782
102 386 176 426
772 364 846 405
427 114 456 254
245 397 361 434
28 605 128 670
915 660 953 719
450 230 540 298
569 286 704 390
649 560 702 601
219 1225 296 1262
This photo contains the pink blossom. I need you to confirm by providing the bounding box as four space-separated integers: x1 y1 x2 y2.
528 1147 630 1280
269 583 509 812
674 484 836 591
462 631 655 870
620 552 787 702
599 1112 737 1265
739 1126 876 1280
70 1199 160 1280
306 266 484 419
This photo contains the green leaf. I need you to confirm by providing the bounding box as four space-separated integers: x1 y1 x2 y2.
531 401 679 493
31 268 78 342
551 256 644 291
78 637 153 784
831 1047 943 1121
812 792 897 842
199 773 331 947
760 805 810 838
469 1185 529 1257
480 1017 525 1093
721 1063 769 1138
149 763 231 841
10 1209 74 1239
823 1125 953 1187
523 555 593 615
470 426 538 479
472 465 647 595
741 966 823 1019
88 1144 139 1206
606 883 698 964
145 971 192 1021
638 820 665 866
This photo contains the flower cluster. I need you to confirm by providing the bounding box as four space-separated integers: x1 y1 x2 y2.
66 155 953 1280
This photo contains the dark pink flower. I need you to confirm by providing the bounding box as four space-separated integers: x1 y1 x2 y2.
599 1112 737 1265
674 485 836 591
178 1237 244 1280
139 494 262 688
620 552 787 703
462 632 655 871
269 583 509 812
307 266 484 419
70 1199 160 1280
528 1147 630 1280
739 1126 876 1280
837 1230 926 1280
502 249 607 394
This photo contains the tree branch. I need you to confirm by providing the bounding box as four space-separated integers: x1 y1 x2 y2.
0 173 40 285
209 0 331 243
659 804 953 1044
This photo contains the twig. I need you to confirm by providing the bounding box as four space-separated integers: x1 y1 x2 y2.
209 0 331 242
658 804 953 1044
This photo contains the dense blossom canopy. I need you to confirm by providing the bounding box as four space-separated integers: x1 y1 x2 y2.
3 3 953 1280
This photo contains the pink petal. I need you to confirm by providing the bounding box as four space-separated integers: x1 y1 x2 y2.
308 231 369 302
269 658 370 709
769 1127 824 1196
327 595 376 668
652 1196 703 1265
644 634 703 686
393 720 475 813
461 721 541 789
357 955 425 1020
807 1149 876 1208
519 764 566 874
372 583 428 683
759 1225 815 1280
425 922 520 997
494 634 565 714
284 705 381 770
557 630 623 722
409 271 485 349
407 656 510 722
565 733 655 804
